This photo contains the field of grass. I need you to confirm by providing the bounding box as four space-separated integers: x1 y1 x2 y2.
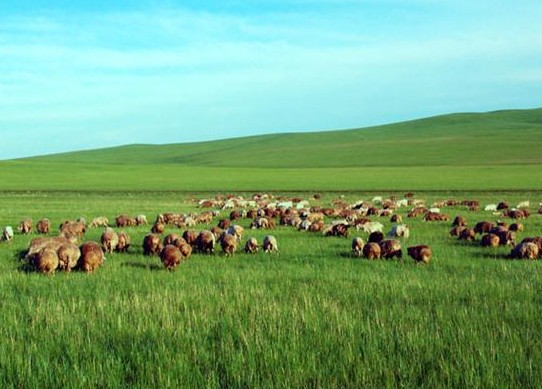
1 190 542 387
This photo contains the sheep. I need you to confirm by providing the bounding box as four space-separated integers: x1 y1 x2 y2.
59 221 86 241
100 228 119 254
362 242 381 260
407 245 432 264
520 237 542 253
481 233 500 248
36 219 51 234
25 236 72 261
89 216 109 228
495 230 516 246
484 204 498 212
308 221 324 233
517 201 530 209
135 214 148 226
510 242 539 260
115 214 136 227
449 226 467 237
151 221 165 234
473 221 494 234
57 243 81 272
217 219 231 230
18 218 33 234
160 245 183 271
379 239 402 260
423 212 449 222
163 233 182 247
509 223 524 232
143 234 163 256
324 221 350 238
263 235 279 253
219 232 238 256
196 230 215 254
458 228 476 241
244 237 259 254
2 226 14 242
78 241 105 273
357 221 383 234
226 225 244 243
452 215 467 227
387 224 410 239
174 239 193 259
390 214 403 223
116 231 131 252
351 237 364 257
33 248 59 274
368 231 384 244
182 230 198 247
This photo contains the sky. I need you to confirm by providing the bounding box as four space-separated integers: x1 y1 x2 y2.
1 0 541 159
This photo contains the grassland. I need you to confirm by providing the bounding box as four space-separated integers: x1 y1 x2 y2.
0 108 542 387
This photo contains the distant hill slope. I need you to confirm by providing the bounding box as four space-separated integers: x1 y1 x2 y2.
21 108 542 168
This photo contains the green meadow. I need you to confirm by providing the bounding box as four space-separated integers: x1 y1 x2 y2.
0 108 542 387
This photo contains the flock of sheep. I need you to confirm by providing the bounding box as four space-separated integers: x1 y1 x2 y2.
2 193 542 274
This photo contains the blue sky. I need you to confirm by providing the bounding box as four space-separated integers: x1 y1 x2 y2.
1 1 541 159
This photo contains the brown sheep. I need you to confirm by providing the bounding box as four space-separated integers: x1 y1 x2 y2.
18 218 33 234
196 230 215 254
59 221 86 241
78 241 105 273
116 231 131 252
218 219 231 230
33 248 59 274
423 212 449 222
520 237 542 253
57 242 81 272
450 226 467 237
473 221 494 234
183 230 198 247
100 228 119 253
495 230 516 246
407 245 432 264
174 240 193 259
368 231 384 243
143 234 163 256
36 219 51 234
510 242 539 260
244 237 259 254
308 221 324 233
390 214 403 223
362 242 381 260
351 237 364 257
219 233 238 256
160 245 183 271
163 233 182 247
458 228 476 241
452 215 467 227
509 223 524 232
226 225 244 242
210 226 223 240
135 214 148 226
25 236 72 261
115 214 136 228
379 239 402 259
481 233 500 248
263 235 279 253
151 221 165 234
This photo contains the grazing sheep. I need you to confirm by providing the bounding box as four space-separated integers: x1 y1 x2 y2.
387 224 410 239
18 218 33 234
423 212 449 222
2 226 14 242
379 239 402 259
520 237 542 253
407 245 432 264
473 221 494 234
79 241 105 273
196 230 215 254
263 235 279 253
484 204 498 212
135 214 148 226
59 221 86 241
219 232 238 256
115 214 136 228
452 216 468 227
100 228 119 253
163 233 182 247
308 221 324 233
450 226 467 237
368 231 384 244
510 242 539 260
174 240 193 259
495 230 516 246
358 221 384 234
25 236 72 261
218 219 231 230
516 201 530 209
116 231 131 252
458 228 476 241
57 242 81 272
160 245 183 271
363 242 381 260
151 221 165 234
351 237 364 257
182 230 198 247
226 225 244 243
481 233 500 248
244 237 259 254
36 219 51 234
509 223 524 232
143 234 163 256
33 248 59 274
390 214 403 223
90 216 109 228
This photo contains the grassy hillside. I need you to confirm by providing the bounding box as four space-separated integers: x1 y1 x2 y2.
19 108 542 168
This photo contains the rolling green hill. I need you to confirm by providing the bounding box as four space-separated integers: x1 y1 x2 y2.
19 108 542 168
2 108 542 191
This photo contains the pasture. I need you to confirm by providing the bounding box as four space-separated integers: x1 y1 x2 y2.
1 190 542 387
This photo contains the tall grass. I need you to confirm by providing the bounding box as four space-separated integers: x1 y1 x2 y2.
0 190 541 386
